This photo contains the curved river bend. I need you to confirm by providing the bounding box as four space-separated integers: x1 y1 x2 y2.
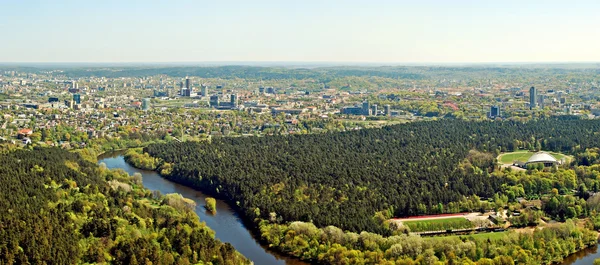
98 152 308 265
98 152 600 265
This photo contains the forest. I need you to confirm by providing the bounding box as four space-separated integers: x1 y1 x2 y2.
0 147 249 265
258 219 597 264
144 118 600 235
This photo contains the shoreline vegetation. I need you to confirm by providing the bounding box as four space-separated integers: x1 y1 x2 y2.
124 148 161 170
121 118 600 264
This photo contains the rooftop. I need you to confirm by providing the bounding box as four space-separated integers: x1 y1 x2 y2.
526 152 558 164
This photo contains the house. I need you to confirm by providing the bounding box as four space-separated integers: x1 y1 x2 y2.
488 213 505 225
17 128 33 139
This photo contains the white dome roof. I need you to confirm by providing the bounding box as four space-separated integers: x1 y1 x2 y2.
527 152 557 164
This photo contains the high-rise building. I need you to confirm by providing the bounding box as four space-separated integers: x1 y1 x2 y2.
201 84 208 97
362 101 371 115
529 86 537 109
557 91 564 106
371 104 378 116
490 105 501 118
231 94 238 107
537 94 545 108
185 77 191 89
179 78 193 97
142 98 150 111
210 95 220 107
73 94 81 104
385 104 391 116
180 81 186 96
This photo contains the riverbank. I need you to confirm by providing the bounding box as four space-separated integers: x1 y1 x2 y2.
98 151 310 265
117 149 293 257
102 149 600 265
153 166 316 264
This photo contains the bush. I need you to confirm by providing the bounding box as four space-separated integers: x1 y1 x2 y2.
205 197 217 213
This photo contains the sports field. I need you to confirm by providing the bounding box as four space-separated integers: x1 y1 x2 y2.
403 217 474 232
497 150 569 165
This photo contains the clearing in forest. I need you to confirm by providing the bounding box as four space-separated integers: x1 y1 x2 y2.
497 150 570 165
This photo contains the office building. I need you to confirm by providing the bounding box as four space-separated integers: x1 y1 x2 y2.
142 98 150 111
210 95 220 107
201 84 208 97
362 101 371 116
73 94 81 104
371 104 378 115
490 105 501 118
538 94 545 108
185 77 191 89
341 106 364 115
385 104 391 116
153 89 167 97
557 91 564 106
529 86 537 109
231 94 238 107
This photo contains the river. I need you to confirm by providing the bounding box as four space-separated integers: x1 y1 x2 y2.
98 152 309 265
97 151 600 265
560 244 600 265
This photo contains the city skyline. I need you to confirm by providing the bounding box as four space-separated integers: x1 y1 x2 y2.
1 0 600 63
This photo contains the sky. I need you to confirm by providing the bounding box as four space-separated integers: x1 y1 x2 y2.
1 0 599 63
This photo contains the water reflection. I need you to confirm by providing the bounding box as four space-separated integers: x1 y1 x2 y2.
560 244 600 265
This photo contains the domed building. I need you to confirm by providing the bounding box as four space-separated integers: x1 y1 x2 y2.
524 152 560 167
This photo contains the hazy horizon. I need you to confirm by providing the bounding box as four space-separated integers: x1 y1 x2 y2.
1 61 600 69
2 0 600 63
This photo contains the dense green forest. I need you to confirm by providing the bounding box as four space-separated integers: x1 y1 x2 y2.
0 148 249 265
258 219 597 264
145 119 600 235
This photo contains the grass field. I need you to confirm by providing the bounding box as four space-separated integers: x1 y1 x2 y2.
403 217 474 232
440 231 510 241
498 150 570 165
